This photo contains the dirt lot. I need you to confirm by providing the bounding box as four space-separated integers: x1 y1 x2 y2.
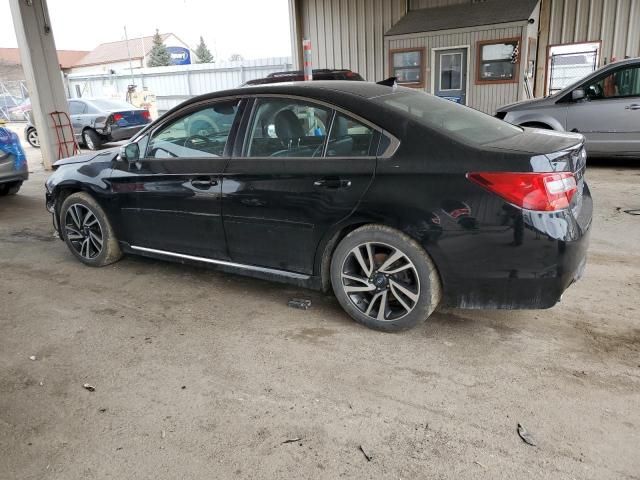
1 127 639 479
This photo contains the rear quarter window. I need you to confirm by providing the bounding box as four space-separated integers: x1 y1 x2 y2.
376 90 522 145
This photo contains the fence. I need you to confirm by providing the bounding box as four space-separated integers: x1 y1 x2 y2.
66 57 293 115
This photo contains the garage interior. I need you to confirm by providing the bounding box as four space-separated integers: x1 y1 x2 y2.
2 1 639 479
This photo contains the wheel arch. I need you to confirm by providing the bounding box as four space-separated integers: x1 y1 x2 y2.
315 218 446 294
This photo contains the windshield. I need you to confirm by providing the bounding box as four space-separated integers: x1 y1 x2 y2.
375 90 522 145
88 99 137 111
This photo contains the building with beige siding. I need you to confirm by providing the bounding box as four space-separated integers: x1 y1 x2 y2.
288 0 640 113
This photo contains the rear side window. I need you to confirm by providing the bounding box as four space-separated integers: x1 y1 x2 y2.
376 90 521 145
68 101 86 115
245 98 331 157
326 113 375 157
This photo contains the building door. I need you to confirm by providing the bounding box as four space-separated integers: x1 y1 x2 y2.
434 48 467 105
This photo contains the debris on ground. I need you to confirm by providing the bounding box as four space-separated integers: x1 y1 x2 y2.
281 437 302 444
161 430 166 439
517 423 537 446
181 385 186 390
624 209 640 216
287 298 312 310
474 460 487 469
82 383 96 392
98 408 107 413
29 356 36 361
359 445 373 461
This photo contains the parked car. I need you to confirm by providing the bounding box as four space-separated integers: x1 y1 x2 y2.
241 68 364 86
0 122 28 195
25 98 152 150
45 81 591 332
496 57 640 157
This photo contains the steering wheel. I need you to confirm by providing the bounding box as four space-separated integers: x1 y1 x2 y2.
183 135 211 150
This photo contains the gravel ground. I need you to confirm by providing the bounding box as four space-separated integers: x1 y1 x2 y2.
1 127 639 479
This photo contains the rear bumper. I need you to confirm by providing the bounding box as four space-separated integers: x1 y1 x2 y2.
103 125 146 142
436 186 592 310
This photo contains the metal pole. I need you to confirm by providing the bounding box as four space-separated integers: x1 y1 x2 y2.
124 25 135 88
303 39 313 80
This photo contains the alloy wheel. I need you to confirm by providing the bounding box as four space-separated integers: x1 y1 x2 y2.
28 130 39 147
64 204 103 259
341 242 420 321
83 132 95 150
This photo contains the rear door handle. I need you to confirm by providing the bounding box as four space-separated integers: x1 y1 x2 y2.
191 177 218 189
625 104 640 110
313 177 352 189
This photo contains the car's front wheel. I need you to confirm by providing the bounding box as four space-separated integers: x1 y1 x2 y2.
59 192 122 266
26 128 39 148
330 225 442 332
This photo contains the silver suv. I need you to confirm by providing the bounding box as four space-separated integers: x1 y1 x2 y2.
496 58 640 157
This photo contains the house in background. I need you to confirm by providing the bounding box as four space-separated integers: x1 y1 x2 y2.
384 0 539 115
288 0 640 113
68 33 192 75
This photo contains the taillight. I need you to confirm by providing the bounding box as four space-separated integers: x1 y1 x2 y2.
467 172 577 211
142 110 151 120
113 113 123 121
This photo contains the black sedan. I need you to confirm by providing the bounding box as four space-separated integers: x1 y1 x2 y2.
45 81 592 331
25 98 151 150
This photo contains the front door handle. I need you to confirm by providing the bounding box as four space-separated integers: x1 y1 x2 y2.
625 104 640 110
313 177 352 189
191 177 218 189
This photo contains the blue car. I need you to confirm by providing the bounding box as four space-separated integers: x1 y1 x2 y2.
0 124 28 196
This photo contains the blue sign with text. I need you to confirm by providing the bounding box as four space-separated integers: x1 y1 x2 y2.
166 46 191 65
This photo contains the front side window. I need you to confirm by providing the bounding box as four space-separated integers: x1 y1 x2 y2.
390 49 425 87
327 113 375 157
245 98 331 157
584 66 640 100
477 39 520 83
146 99 240 158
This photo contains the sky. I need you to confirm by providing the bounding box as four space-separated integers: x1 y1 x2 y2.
2 0 292 60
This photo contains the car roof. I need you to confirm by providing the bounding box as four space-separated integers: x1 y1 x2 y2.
183 80 395 106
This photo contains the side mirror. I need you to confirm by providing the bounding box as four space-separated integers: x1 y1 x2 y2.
571 88 586 101
119 142 140 162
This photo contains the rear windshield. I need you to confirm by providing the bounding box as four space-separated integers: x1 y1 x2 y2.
375 90 521 145
88 99 136 111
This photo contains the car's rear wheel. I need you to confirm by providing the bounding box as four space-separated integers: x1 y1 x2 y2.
82 129 102 151
0 181 22 196
330 225 442 332
59 192 122 266
26 128 39 148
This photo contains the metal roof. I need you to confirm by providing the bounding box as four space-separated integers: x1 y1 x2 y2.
385 0 539 36
0 48 89 69
72 33 174 67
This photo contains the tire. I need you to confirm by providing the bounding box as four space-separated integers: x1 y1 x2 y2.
330 225 442 332
0 181 22 196
26 128 40 148
82 129 102 151
59 192 122 266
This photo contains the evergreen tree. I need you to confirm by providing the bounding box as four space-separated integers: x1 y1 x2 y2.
195 36 214 64
147 29 171 67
